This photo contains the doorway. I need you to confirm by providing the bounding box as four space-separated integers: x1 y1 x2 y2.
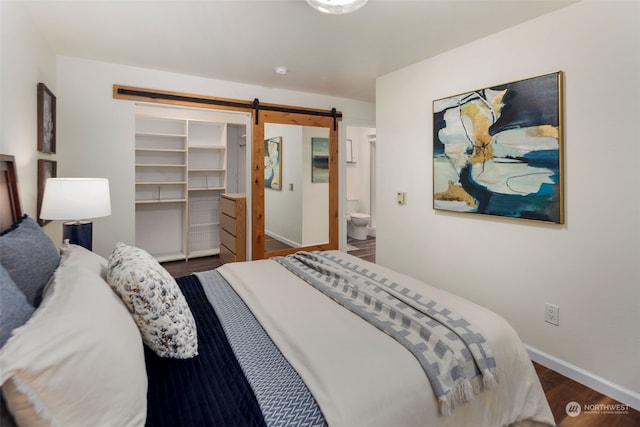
345 125 376 262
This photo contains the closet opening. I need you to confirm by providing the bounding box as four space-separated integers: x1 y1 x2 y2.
114 84 342 262
133 103 250 262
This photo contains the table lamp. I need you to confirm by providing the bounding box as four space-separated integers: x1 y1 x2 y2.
40 178 111 251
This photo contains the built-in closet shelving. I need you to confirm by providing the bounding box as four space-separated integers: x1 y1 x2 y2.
186 121 227 259
134 104 240 262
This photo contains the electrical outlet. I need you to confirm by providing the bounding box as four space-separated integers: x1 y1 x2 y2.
544 303 559 326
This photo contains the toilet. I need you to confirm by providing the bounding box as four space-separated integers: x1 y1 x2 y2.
347 212 371 240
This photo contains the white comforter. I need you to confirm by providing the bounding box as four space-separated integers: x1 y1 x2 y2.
217 251 555 427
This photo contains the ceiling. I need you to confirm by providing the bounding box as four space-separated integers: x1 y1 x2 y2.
21 0 575 103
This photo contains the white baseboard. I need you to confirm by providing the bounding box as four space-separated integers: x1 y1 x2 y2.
264 230 300 249
526 345 640 411
367 225 376 237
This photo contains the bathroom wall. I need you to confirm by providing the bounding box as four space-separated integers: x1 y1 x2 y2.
345 126 375 221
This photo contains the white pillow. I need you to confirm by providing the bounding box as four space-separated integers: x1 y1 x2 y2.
107 242 198 359
0 244 147 427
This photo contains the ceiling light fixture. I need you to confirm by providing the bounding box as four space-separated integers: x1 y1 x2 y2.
306 0 369 15
274 66 288 75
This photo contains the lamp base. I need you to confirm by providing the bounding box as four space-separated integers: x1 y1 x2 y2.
63 221 93 251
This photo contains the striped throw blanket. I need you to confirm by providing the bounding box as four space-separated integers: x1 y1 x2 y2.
274 251 499 416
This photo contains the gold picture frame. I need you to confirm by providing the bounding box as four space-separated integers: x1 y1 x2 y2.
432 71 564 224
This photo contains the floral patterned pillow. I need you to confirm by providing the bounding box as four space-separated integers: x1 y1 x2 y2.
107 242 198 359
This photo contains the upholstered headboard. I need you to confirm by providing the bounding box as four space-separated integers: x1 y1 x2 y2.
0 155 23 231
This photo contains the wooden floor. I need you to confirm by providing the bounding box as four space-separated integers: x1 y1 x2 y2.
162 255 223 278
162 236 375 277
264 235 295 252
162 240 639 427
346 235 376 263
533 363 639 427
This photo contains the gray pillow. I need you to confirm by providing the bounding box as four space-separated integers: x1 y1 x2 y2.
0 215 59 306
0 264 34 347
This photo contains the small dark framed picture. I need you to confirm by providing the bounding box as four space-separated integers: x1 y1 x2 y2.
37 159 57 226
37 83 56 153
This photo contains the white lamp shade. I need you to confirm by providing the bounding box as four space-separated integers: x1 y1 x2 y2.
40 178 111 221
306 0 368 14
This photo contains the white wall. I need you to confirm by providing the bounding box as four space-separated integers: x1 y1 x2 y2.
264 124 330 247
376 0 640 403
265 123 303 245
51 57 374 258
0 0 57 242
1 2 374 257
1 3 374 256
302 126 329 246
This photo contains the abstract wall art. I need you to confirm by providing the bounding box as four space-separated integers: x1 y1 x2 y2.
264 136 282 190
433 71 564 224
312 137 329 183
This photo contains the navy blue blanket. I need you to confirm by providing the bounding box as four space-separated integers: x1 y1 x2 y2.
145 274 267 427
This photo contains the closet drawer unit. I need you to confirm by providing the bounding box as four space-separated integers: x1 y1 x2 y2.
220 229 237 253
219 193 246 263
220 243 236 264
220 213 237 235
219 236 236 265
220 195 238 219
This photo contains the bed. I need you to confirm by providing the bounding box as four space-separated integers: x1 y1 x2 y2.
0 155 555 427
